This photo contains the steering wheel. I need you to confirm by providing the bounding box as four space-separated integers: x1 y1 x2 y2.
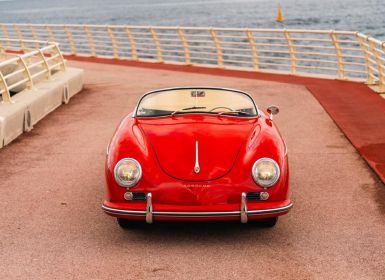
209 106 233 112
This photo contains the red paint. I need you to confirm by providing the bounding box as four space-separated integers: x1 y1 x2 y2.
103 105 290 221
141 115 257 181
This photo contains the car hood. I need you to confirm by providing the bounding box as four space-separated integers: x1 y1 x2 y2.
138 115 257 181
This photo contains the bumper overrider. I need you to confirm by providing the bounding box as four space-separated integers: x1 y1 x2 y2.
102 193 293 224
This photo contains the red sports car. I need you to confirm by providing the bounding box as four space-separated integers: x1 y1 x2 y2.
102 87 292 228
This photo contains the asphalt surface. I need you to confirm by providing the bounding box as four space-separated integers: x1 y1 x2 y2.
0 60 384 280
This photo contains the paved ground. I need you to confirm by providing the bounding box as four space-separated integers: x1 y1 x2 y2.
0 60 384 279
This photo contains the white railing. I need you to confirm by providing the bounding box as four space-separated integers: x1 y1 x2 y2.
0 38 66 103
1 23 384 92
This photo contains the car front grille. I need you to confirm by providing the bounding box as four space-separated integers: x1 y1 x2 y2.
246 192 262 200
132 192 147 201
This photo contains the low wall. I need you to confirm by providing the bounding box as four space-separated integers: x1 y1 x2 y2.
0 38 84 148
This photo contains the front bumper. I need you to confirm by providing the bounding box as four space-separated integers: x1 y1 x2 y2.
102 192 293 223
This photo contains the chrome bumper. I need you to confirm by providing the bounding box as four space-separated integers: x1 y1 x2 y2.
102 192 293 224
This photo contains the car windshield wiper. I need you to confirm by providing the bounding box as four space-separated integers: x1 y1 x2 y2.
217 110 251 116
171 106 207 116
182 106 206 111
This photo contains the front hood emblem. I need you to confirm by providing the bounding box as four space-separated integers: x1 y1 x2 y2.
194 141 200 174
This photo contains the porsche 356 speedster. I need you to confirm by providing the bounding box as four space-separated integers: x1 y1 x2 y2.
102 87 292 228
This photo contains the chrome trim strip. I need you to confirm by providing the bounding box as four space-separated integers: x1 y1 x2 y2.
102 203 293 217
194 141 200 174
102 206 145 215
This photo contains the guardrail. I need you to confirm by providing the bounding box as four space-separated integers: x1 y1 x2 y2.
1 24 384 92
0 38 66 103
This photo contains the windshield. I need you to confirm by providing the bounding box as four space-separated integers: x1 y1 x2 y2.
135 88 258 117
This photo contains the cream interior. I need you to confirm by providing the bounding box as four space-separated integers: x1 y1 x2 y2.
136 88 257 116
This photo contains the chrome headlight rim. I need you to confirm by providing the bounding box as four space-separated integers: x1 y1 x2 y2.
114 158 142 188
252 157 280 188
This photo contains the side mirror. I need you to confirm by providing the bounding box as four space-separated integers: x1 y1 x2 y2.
267 105 279 121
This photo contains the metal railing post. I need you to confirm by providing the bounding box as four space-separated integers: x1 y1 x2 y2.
29 24 40 49
14 24 23 41
18 55 34 90
125 26 138 60
45 25 56 42
14 24 28 53
356 33 375 85
330 31 345 79
38 49 51 79
64 25 76 55
0 72 11 103
210 28 223 68
107 25 119 58
283 30 297 74
246 30 259 71
368 39 385 92
84 25 96 56
150 27 163 62
177 28 191 65
0 24 10 48
53 43 66 71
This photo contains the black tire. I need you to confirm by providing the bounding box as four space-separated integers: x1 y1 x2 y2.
258 217 278 227
117 218 142 229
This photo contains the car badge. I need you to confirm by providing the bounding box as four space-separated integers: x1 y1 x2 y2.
194 141 200 174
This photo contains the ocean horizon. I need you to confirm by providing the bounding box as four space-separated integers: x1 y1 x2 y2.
0 0 384 40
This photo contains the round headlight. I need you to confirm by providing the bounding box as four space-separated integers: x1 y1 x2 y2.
114 158 142 187
252 158 280 187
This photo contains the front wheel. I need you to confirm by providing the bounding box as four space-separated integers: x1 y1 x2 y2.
258 217 278 227
117 218 143 229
